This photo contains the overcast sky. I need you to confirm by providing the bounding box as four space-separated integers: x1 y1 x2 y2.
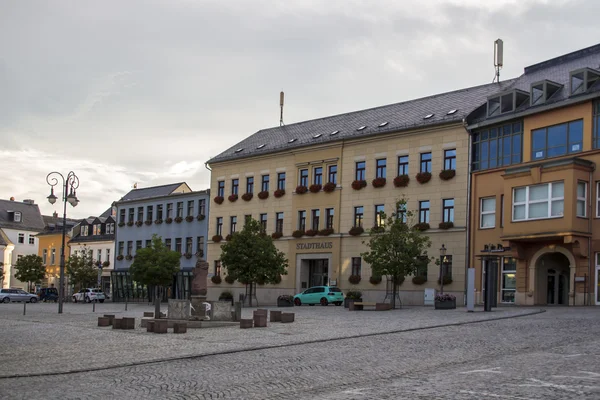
2 0 599 219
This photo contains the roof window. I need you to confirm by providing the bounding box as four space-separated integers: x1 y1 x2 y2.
423 114 434 119
530 80 562 106
570 68 600 96
313 133 322 138
378 121 389 127
330 130 339 136
447 109 457 115
234 148 244 153
257 144 265 149
13 211 21 222
487 89 529 117
288 138 297 143
357 126 366 131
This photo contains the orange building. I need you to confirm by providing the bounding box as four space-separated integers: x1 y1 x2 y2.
36 214 78 289
467 44 600 306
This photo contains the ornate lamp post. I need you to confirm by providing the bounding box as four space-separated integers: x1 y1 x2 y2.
46 171 80 314
439 244 447 294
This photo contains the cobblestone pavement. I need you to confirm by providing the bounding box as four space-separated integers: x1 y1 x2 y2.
2 305 598 399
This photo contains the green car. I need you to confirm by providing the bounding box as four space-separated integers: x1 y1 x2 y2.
293 286 344 306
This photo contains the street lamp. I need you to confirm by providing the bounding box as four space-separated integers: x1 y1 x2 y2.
46 171 80 314
439 244 447 295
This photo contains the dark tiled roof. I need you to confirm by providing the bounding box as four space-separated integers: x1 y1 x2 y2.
0 199 45 231
69 234 115 244
0 228 12 246
467 43 600 127
117 183 189 202
36 215 80 237
99 207 114 218
207 80 517 164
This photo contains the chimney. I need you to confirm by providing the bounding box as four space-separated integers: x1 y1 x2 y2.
53 211 58 218
10 197 15 201
23 199 35 205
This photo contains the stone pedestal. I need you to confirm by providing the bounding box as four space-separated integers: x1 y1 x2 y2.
173 323 187 334
240 319 253 329
122 317 135 329
112 318 123 329
98 317 110 327
281 313 295 323
210 301 233 321
191 295 209 320
270 310 282 322
253 313 267 327
147 321 155 332
168 299 191 320
154 320 168 333
103 314 115 326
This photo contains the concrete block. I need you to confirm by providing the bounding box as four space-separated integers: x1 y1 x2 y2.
270 310 282 322
233 302 242 321
281 313 295 323
173 323 187 334
154 320 168 334
122 317 135 330
103 314 115 325
112 318 123 329
240 319 253 329
146 321 155 333
255 309 267 316
98 317 110 327
253 313 267 328
376 303 392 311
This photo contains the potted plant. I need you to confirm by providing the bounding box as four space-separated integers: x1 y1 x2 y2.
258 190 269 199
135 221 143 227
212 235 223 243
371 225 385 233
348 274 361 285
185 215 194 222
323 182 336 192
155 219 163 224
118 222 125 227
127 221 134 227
344 290 363 308
416 171 432 184
145 219 153 225
116 255 124 261
351 180 367 190
413 222 430 231
211 275 222 284
439 169 456 181
393 174 410 187
102 261 110 268
412 275 427 285
242 192 253 201
348 226 364 236
175 216 183 223
309 183 322 193
197 214 205 221
434 293 456 309
438 221 454 230
165 217 173 224
195 250 204 258
274 189 286 198
214 196 224 204
292 230 305 238
295 185 308 194
318 228 334 236
225 275 235 284
219 290 234 305
271 231 283 239
369 275 382 285
305 229 318 237
372 177 386 188
228 194 238 202
225 234 233 241
125 255 133 261
277 294 294 307
184 252 193 259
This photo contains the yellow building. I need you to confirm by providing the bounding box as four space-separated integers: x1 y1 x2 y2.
206 81 514 305
36 214 78 289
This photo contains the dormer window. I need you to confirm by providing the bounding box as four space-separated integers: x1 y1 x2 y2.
531 80 562 106
487 90 530 117
13 211 21 222
570 68 600 95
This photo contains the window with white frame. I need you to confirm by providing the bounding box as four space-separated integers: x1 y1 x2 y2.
480 197 496 228
596 182 600 217
512 181 564 221
18 233 25 244
577 181 587 217
28 234 35 245
501 257 516 303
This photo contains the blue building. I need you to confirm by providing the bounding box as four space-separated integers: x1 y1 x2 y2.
111 182 210 301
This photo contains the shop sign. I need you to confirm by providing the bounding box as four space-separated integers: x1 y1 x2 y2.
296 242 333 250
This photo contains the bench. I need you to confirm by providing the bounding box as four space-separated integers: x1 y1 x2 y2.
349 302 391 311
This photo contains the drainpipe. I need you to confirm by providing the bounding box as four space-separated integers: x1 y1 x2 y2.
337 140 345 289
464 119 472 305
204 162 212 172
588 167 594 306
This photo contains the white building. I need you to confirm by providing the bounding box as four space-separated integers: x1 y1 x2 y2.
0 198 45 289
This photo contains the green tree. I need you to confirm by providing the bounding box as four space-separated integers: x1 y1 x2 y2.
66 249 98 291
220 218 288 306
130 234 181 318
14 254 45 292
361 198 432 309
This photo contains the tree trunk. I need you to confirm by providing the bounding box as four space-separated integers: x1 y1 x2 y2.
154 286 161 319
391 277 398 309
248 283 253 307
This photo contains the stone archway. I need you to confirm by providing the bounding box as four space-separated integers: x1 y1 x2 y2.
533 251 571 305
529 246 576 306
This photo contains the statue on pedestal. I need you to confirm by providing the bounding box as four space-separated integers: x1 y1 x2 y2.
190 259 209 320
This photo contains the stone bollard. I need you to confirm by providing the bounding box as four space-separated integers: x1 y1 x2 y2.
112 318 123 329
281 313 295 323
104 314 115 326
270 310 282 322
98 317 110 327
240 318 253 329
154 320 168 334
143 312 154 318
147 321 155 333
122 317 135 330
173 323 187 334
233 302 242 321
253 311 267 328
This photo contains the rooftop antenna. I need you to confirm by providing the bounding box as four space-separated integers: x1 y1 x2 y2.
493 38 503 83
279 91 285 127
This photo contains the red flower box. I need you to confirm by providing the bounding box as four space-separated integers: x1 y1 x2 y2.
351 180 367 190
393 175 410 187
274 189 286 198
372 177 386 188
309 184 322 193
214 196 224 204
295 185 308 194
416 172 432 184
241 193 253 201
258 191 269 200
228 194 238 202
439 169 456 181
323 182 336 193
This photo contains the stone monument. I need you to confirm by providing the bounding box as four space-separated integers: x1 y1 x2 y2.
168 299 191 320
190 259 209 320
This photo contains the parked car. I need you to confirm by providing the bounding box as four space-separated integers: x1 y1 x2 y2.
293 286 343 306
38 287 59 302
0 288 39 303
73 288 106 303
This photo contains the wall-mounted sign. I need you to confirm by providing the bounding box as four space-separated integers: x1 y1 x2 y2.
296 242 333 250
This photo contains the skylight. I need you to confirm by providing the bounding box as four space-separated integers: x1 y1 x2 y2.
378 122 389 127
288 138 297 143
313 133 322 138
447 109 457 115
330 130 339 136
424 114 434 119
257 144 265 149
235 148 244 153
357 126 367 131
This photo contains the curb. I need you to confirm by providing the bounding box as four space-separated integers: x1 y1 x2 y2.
0 308 545 380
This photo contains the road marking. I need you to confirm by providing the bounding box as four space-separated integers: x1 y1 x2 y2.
459 390 533 399
460 367 502 374
552 371 600 380
514 378 587 395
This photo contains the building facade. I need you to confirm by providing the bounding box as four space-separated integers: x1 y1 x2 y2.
467 44 600 306
36 213 78 290
112 183 210 301
0 198 45 289
206 81 514 305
